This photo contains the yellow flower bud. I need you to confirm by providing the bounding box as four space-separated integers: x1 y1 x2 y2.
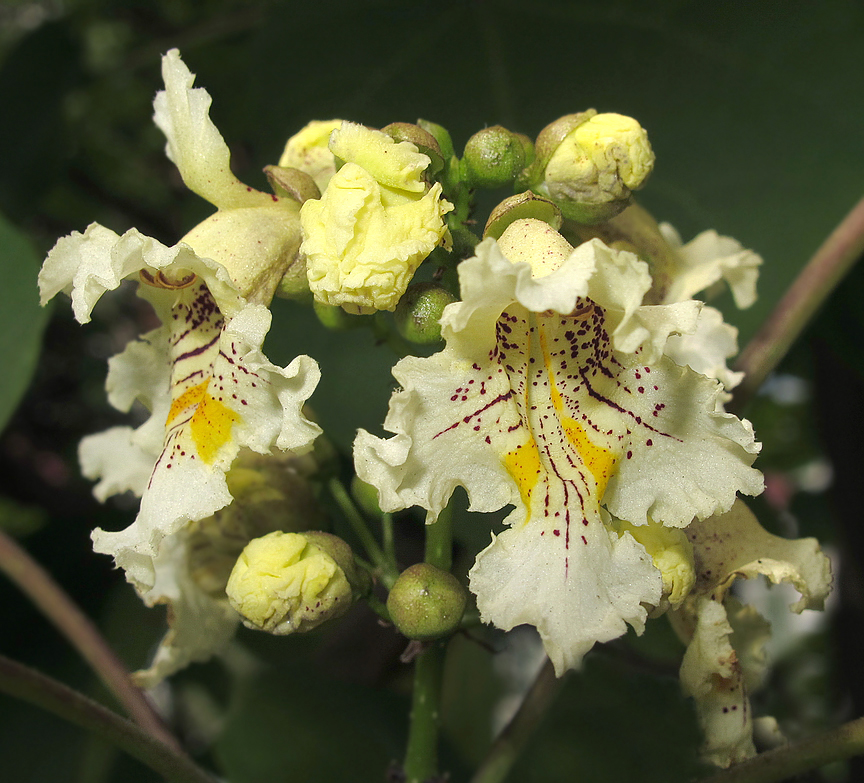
496 218 573 279
616 519 695 612
536 112 654 223
300 122 453 314
226 531 361 635
278 120 342 192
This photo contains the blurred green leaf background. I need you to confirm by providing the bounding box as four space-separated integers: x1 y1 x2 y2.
0 1 861 781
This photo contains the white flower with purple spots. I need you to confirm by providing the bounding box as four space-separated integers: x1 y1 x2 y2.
38 49 321 682
355 218 763 674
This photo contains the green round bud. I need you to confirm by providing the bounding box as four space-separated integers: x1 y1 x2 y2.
394 282 457 344
461 126 526 189
386 563 467 640
417 118 455 160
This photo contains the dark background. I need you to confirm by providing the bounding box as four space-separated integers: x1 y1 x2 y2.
0 1 862 781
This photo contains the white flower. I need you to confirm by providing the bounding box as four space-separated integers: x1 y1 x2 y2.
355 218 762 674
38 49 321 682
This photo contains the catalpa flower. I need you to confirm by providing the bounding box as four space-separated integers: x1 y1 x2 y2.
38 49 321 682
355 218 763 674
673 501 831 767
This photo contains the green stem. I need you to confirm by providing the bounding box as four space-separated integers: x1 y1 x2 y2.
424 504 453 571
0 655 216 783
403 504 455 783
469 658 562 783
0 528 179 751
700 714 864 783
731 195 864 412
404 640 446 783
329 478 397 585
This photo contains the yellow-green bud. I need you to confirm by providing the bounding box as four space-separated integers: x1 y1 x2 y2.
534 111 655 223
461 126 527 189
394 281 457 343
615 519 695 614
263 165 321 204
226 531 365 635
187 450 323 597
387 563 467 640
484 191 562 240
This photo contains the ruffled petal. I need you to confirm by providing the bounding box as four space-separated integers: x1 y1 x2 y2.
686 500 832 611
357 229 762 669
675 501 832 767
660 223 762 309
470 508 661 675
679 596 770 767
664 305 744 395
91 282 321 593
133 531 240 688
153 49 267 210
38 223 243 323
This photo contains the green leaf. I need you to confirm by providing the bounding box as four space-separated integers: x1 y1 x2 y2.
0 212 49 432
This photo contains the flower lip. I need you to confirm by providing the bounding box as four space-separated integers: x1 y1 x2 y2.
356 233 762 672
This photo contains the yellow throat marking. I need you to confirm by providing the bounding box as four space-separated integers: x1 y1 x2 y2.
166 380 241 464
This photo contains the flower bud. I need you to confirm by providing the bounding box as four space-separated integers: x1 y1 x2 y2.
484 191 562 240
417 119 455 160
615 518 695 614
312 299 368 331
497 218 573 279
264 165 321 204
393 281 457 344
461 126 528 189
386 563 467 640
533 111 654 223
278 119 342 192
226 531 365 635
300 122 453 314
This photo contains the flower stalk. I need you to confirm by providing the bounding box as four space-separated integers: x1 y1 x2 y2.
402 503 455 783
469 657 562 783
701 715 864 783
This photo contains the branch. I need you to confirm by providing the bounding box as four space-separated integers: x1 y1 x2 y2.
731 196 864 412
700 715 864 783
0 528 179 750
469 657 563 783
0 655 217 783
